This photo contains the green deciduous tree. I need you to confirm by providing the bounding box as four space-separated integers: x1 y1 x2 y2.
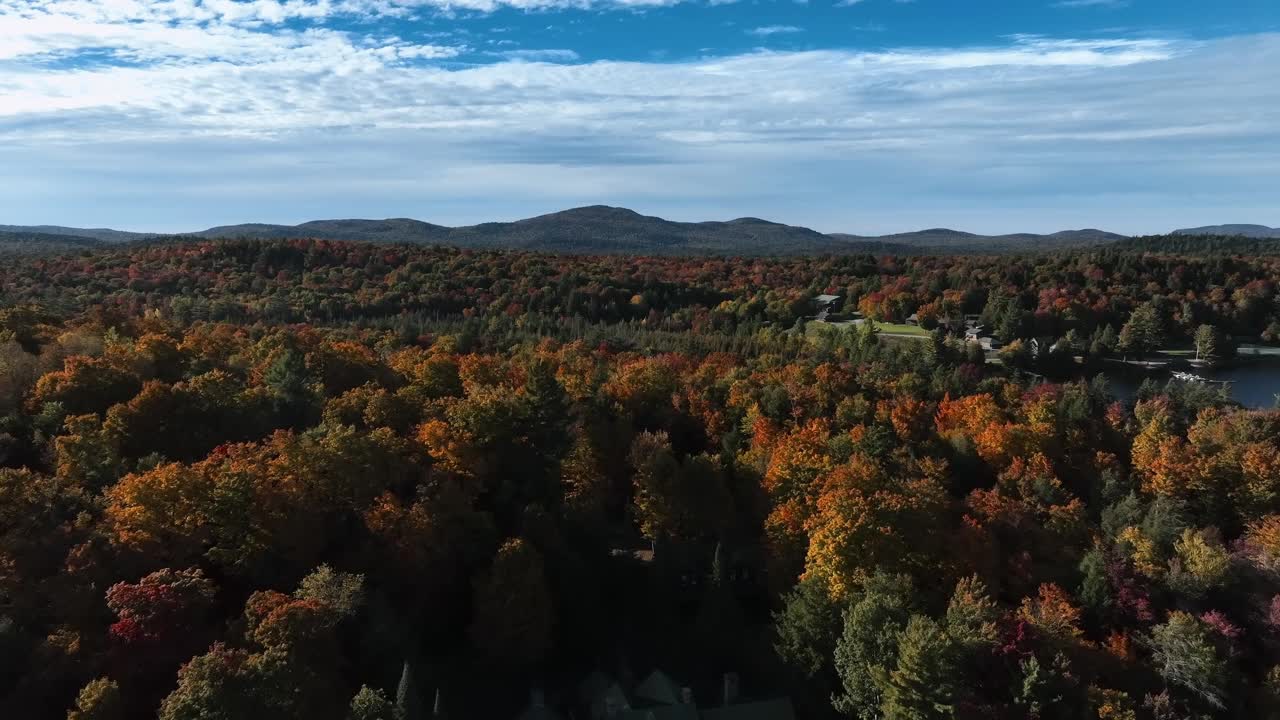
1149 611 1227 709
348 686 395 720
295 564 365 618
67 677 123 720
774 575 843 680
833 573 917 720
1118 304 1165 358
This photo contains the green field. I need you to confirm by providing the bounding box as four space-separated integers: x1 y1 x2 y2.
806 320 930 340
867 322 931 337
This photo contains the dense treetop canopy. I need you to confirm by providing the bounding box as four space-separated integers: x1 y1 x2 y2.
1 237 1279 719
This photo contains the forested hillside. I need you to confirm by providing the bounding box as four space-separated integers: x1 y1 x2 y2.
1173 225 1280 239
1 239 1280 719
0 231 104 256
829 228 1125 254
1 206 1132 256
9 208 1278 257
1113 234 1280 256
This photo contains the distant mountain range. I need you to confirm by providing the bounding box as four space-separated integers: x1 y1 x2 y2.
0 229 107 255
829 227 1126 253
1172 224 1280 239
0 224 154 244
189 207 875 256
1 207 1275 256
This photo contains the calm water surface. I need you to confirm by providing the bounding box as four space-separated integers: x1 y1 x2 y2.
1104 359 1280 409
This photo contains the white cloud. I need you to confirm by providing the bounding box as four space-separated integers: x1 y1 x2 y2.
747 25 802 36
3 34 1200 139
0 3 1277 235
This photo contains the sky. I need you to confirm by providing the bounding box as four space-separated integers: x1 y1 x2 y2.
0 0 1277 235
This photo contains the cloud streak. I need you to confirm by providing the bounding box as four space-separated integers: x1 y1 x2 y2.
1053 0 1129 8
747 25 802 36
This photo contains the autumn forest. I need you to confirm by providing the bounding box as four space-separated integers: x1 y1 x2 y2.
3 236 1280 720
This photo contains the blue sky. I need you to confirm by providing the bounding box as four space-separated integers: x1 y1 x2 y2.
0 0 1277 235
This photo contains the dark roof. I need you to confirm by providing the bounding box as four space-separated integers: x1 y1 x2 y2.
635 670 683 706
584 682 631 720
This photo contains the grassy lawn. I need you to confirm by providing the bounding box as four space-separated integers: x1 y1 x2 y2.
805 320 930 339
865 322 930 337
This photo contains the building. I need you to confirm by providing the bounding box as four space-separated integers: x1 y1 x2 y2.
813 294 842 322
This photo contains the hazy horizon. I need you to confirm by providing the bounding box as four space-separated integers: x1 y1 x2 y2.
4 205 1277 239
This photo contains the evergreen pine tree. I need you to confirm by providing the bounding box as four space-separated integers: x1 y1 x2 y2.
879 616 958 720
396 660 422 720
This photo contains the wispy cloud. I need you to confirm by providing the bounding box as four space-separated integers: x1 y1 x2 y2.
1053 0 1130 8
747 25 803 36
489 48 580 61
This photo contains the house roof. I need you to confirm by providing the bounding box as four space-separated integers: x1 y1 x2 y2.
701 698 797 720
815 294 841 303
587 683 631 720
635 670 683 706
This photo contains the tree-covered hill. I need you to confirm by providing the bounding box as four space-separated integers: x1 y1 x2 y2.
0 225 152 244
1112 233 1280 255
0 230 105 255
1 206 1133 256
1173 224 1280 239
186 206 912 255
831 227 1126 253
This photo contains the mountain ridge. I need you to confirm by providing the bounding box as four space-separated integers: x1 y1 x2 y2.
1173 224 1280 238
0 224 155 243
2 206 1269 255
0 230 108 255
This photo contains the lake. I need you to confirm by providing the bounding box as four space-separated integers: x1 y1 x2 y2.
1102 359 1280 409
